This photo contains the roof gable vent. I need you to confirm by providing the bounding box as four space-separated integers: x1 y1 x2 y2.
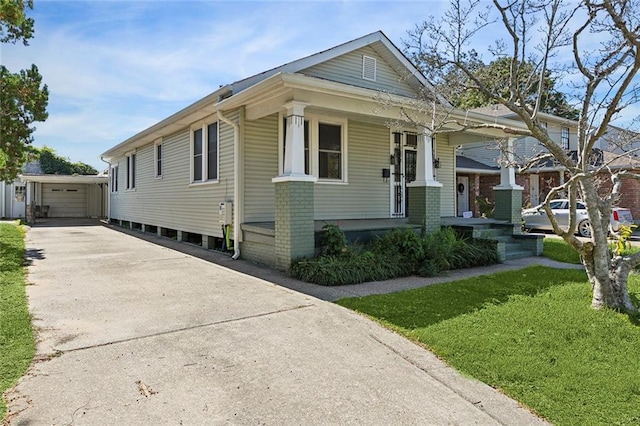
362 55 377 81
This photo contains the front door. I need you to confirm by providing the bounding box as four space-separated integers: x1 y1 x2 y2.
391 132 417 217
12 184 26 218
457 176 469 216
529 174 540 207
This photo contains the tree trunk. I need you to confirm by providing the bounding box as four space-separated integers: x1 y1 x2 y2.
583 243 637 313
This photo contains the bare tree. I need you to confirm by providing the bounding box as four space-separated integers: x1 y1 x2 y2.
401 0 640 313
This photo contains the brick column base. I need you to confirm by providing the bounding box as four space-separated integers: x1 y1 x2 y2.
493 188 523 223
408 185 441 233
274 180 315 271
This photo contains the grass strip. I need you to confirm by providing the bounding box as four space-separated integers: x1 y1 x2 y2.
337 266 640 426
543 237 582 264
0 224 34 419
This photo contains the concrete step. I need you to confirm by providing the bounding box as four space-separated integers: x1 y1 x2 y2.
504 249 535 260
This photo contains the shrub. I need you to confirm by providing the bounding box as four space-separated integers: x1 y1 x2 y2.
291 225 500 286
320 223 348 256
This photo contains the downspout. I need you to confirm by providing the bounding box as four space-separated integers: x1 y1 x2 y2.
100 156 111 221
217 109 241 260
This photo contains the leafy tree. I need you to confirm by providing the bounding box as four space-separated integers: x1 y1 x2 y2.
0 0 48 181
406 48 579 119
34 146 98 175
394 0 640 314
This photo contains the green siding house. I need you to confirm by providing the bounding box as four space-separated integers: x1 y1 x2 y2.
102 31 535 269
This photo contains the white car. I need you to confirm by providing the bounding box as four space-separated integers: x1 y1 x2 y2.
522 199 634 237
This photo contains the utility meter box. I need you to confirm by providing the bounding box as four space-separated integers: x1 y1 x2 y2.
219 202 233 225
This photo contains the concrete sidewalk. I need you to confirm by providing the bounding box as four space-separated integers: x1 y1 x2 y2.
6 220 549 425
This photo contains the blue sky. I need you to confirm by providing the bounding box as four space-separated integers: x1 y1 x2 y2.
4 1 639 171
4 0 448 170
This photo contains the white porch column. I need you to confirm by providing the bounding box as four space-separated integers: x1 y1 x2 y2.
409 128 442 188
494 137 523 190
280 101 311 179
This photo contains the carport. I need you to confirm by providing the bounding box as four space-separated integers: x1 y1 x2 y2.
20 174 109 219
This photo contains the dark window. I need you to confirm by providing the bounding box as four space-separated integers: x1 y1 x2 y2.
207 122 218 180
193 128 203 181
318 123 341 179
156 144 162 177
111 166 118 192
125 155 135 189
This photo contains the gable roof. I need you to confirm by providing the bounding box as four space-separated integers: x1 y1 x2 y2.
471 104 578 126
102 31 441 159
230 31 434 98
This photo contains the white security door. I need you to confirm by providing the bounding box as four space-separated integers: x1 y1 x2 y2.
456 176 469 216
12 184 26 218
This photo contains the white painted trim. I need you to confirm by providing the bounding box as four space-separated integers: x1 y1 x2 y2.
277 112 348 183
154 137 163 178
272 175 318 183
190 120 220 184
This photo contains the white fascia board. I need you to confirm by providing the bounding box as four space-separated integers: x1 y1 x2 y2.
20 174 109 184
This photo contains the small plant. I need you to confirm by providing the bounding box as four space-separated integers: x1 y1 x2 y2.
321 223 348 256
610 224 638 256
476 196 495 218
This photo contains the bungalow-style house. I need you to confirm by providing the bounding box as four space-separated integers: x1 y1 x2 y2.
457 105 640 221
101 31 542 270
1 162 109 220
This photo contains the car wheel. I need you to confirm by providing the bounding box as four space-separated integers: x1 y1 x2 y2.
578 220 592 237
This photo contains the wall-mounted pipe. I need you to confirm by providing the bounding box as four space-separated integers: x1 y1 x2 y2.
217 110 241 260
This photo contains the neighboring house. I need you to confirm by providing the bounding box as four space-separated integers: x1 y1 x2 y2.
1 161 109 220
102 31 540 270
456 105 640 220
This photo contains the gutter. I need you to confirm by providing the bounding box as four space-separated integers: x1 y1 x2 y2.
217 110 241 260
100 156 111 221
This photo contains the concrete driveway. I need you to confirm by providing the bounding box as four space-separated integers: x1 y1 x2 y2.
6 220 547 425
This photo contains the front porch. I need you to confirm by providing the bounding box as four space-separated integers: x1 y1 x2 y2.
240 216 543 267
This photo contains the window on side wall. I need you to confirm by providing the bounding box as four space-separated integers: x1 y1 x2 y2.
279 115 347 182
155 140 163 178
318 122 342 180
191 122 219 183
125 153 136 190
561 126 569 150
111 165 119 193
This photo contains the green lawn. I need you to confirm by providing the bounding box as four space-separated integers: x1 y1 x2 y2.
337 266 640 426
0 223 34 419
543 237 582 264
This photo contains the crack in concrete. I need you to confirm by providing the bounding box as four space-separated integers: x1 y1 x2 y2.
58 304 315 355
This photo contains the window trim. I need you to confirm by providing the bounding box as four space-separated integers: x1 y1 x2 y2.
110 164 119 193
561 126 570 150
154 138 163 179
278 113 348 184
190 120 220 186
125 151 136 191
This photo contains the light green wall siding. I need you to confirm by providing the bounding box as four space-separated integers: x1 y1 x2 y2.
243 114 278 222
435 134 456 216
109 110 237 238
314 120 390 220
301 46 417 98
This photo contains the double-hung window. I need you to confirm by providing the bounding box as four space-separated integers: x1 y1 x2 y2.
154 139 163 178
191 122 219 183
318 123 342 180
126 153 136 190
110 165 118 193
561 127 569 150
279 114 347 182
